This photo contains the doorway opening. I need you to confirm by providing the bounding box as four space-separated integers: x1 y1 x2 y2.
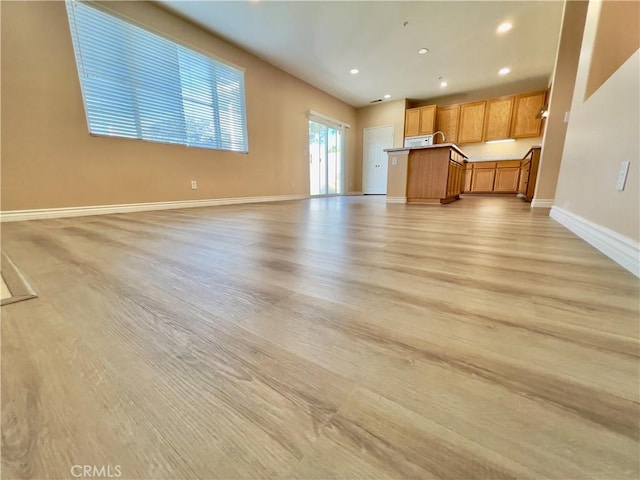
309 119 344 196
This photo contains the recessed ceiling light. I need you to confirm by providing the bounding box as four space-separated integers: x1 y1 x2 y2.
418 48 429 55
499 67 511 75
440 81 448 88
350 68 359 75
383 94 391 99
497 22 512 33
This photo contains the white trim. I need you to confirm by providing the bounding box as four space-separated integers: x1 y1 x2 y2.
531 198 555 208
346 191 363 196
0 194 308 222
386 197 407 204
550 206 640 277
308 110 351 129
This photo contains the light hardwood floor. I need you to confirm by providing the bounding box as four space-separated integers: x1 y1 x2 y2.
1 196 638 479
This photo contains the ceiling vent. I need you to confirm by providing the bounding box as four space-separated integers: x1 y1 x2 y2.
370 99 383 103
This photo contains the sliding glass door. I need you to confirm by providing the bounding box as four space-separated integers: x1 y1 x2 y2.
309 120 343 196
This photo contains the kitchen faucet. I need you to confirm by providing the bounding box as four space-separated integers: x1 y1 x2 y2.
433 131 446 143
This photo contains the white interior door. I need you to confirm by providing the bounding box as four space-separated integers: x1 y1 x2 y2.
363 125 394 194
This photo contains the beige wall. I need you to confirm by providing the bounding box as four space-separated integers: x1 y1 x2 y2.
534 0 588 201
554 0 639 241
354 99 406 193
584 0 640 100
458 139 542 162
0 1 357 211
386 151 409 199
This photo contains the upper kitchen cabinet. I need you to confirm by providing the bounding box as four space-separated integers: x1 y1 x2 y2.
404 105 436 137
435 105 460 144
405 108 421 137
511 91 547 138
458 101 486 144
419 105 437 135
483 96 514 141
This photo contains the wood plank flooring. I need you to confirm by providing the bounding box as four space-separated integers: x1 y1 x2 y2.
1 196 638 479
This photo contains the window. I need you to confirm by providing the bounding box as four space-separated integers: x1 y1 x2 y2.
66 1 248 152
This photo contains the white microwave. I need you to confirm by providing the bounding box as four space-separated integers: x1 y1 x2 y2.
404 135 434 148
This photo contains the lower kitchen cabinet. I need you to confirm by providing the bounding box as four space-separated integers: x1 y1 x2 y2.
406 145 467 204
493 161 521 192
463 164 473 192
468 160 522 194
519 146 541 201
471 165 496 192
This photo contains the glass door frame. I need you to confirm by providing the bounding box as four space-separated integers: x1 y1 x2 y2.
309 117 345 197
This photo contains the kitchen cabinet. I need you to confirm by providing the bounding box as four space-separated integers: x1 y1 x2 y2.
494 161 521 192
468 160 521 193
447 160 465 198
435 105 460 144
404 105 436 137
406 145 467 204
470 162 496 192
511 91 547 138
519 146 541 201
458 101 486 144
405 108 421 137
404 89 547 145
463 163 473 192
483 96 514 141
419 105 436 135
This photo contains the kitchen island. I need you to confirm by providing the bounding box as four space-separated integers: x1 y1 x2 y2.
384 144 468 204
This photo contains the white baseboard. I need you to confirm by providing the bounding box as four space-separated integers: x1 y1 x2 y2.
346 191 363 196
550 206 640 277
386 197 407 204
531 198 555 208
0 194 308 222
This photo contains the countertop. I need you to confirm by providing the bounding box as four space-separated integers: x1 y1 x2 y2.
384 143 468 158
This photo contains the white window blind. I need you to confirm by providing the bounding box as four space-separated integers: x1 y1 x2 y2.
66 1 248 152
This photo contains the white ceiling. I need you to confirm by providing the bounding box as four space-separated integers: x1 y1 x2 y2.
159 1 565 108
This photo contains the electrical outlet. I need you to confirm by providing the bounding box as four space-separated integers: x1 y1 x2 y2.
616 161 630 191
564 111 570 123
392 157 398 166
191 180 197 190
